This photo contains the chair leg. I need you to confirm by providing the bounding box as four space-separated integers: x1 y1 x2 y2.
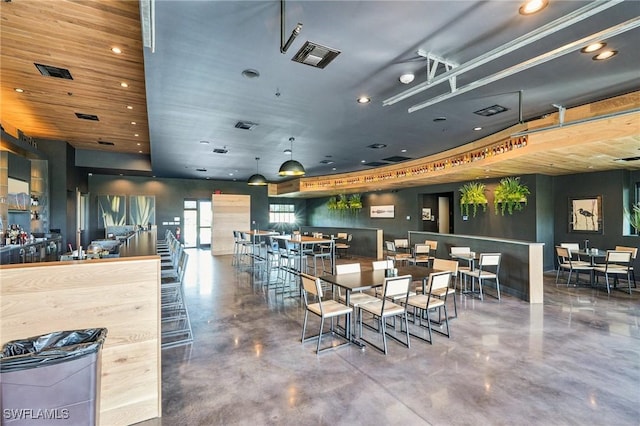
495 277 501 301
380 317 388 355
317 317 325 353
301 311 308 342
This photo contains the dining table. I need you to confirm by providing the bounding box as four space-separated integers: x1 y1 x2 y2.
320 265 443 347
273 234 337 276
576 248 607 266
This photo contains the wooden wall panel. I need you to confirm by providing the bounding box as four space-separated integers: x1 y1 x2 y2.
211 194 250 255
0 257 161 426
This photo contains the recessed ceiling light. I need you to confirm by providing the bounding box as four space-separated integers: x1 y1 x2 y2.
361 160 366 163
139 150 142 153
592 50 618 61
120 82 128 88
137 143 141 146
474 127 482 131
126 105 133 110
131 121 136 125
229 173 234 176
332 167 336 171
581 42 606 53
14 88 24 93
200 140 210 144
111 47 122 54
357 96 371 104
399 73 415 84
241 69 260 79
134 133 139 137
284 149 292 154
519 0 548 15
401 149 407 153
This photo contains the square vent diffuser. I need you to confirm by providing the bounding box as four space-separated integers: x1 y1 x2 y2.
292 41 341 69
35 63 73 80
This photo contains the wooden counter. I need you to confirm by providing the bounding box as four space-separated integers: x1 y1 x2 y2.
0 231 161 425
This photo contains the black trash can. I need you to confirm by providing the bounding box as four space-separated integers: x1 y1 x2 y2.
0 328 107 426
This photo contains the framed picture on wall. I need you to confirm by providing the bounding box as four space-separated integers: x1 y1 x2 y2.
130 195 156 226
370 205 394 218
422 208 432 221
568 195 602 233
97 195 126 228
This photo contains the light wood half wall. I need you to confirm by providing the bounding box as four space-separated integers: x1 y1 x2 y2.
211 194 250 255
0 256 161 425
268 91 640 198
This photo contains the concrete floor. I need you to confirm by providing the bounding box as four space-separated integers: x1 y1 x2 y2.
138 249 639 425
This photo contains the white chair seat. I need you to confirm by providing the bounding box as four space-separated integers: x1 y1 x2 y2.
461 270 496 279
307 301 353 318
338 292 379 307
361 300 405 317
405 294 445 310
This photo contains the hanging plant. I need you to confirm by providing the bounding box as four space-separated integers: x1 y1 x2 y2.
459 182 488 217
348 193 362 211
327 196 338 210
494 176 530 215
337 193 349 210
624 202 640 234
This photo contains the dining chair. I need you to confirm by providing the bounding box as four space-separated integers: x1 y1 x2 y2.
555 246 594 287
450 246 472 288
358 275 412 355
403 271 451 344
615 245 637 287
559 243 587 263
409 243 432 267
300 273 352 354
335 234 352 258
424 240 438 255
593 250 633 294
460 253 502 301
333 263 379 339
430 258 459 319
385 240 412 266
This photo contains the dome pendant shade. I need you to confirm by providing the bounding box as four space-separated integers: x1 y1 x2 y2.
247 157 268 185
279 136 305 176
247 173 268 185
278 160 306 176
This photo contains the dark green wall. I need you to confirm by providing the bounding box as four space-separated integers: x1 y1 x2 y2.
87 175 272 243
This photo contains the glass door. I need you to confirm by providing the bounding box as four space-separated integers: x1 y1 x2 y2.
183 199 211 248
198 200 211 248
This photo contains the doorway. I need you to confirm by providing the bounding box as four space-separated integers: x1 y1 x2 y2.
183 199 211 248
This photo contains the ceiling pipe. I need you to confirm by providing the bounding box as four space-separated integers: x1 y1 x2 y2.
383 0 625 107
408 17 640 113
280 0 302 54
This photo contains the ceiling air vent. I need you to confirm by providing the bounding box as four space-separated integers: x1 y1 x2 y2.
615 156 640 162
319 159 334 165
75 112 99 121
382 156 412 162
474 105 508 117
292 41 341 69
213 148 228 154
97 141 115 146
367 143 387 149
34 63 73 80
363 161 389 167
196 168 207 172
235 121 258 130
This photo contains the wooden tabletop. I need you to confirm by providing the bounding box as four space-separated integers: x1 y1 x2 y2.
321 266 440 292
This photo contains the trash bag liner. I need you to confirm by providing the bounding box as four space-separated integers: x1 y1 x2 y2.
0 328 107 373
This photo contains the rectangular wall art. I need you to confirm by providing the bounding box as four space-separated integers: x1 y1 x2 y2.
569 195 603 233
370 205 395 219
97 195 126 228
130 195 156 226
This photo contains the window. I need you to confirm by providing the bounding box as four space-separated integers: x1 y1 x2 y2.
269 204 296 224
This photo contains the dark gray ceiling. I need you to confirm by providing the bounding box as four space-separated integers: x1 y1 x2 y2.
143 0 640 182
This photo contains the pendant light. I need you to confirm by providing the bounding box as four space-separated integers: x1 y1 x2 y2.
247 157 268 186
278 137 306 176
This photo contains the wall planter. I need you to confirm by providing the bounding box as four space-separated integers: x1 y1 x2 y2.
459 182 488 217
327 193 362 214
494 176 530 215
